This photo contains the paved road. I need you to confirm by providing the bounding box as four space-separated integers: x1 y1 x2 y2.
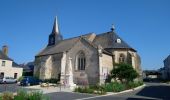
46 82 170 100
0 83 40 93
1 83 170 100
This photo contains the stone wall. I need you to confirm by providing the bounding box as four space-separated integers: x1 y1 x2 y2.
66 39 99 85
34 53 63 80
99 53 113 84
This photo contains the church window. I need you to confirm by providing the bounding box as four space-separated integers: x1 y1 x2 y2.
50 37 55 44
119 53 125 63
76 51 86 70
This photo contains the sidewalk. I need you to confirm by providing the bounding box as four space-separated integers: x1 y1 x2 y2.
23 85 72 94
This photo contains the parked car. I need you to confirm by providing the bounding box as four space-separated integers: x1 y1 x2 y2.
0 77 17 83
20 76 42 86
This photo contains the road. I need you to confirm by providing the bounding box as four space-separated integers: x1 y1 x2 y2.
0 83 170 100
46 82 170 100
0 83 40 93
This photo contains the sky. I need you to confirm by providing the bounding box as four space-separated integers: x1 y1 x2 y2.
0 0 170 70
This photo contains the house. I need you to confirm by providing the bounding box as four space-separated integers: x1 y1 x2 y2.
34 17 141 86
160 55 170 80
20 62 34 76
0 45 23 79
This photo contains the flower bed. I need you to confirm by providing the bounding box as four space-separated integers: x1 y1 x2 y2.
0 90 50 100
74 81 143 95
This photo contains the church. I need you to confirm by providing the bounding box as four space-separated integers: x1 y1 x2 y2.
34 17 141 85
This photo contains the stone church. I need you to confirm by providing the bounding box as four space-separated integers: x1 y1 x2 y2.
34 17 141 85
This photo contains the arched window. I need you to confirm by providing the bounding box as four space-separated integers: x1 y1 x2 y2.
119 53 125 63
76 51 86 70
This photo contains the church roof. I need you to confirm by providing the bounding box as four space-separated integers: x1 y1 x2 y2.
0 50 13 61
36 31 136 57
36 33 94 56
93 31 136 51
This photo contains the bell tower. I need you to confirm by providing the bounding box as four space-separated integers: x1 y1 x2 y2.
48 16 63 46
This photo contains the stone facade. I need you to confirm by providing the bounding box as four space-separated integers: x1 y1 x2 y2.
34 17 142 85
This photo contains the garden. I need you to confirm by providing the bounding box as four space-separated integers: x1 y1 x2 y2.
0 90 50 100
74 63 144 95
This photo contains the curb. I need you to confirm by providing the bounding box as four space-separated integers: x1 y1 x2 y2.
75 84 146 100
107 84 146 95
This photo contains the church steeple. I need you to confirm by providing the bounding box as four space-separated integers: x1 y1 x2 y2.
48 16 63 46
52 16 59 34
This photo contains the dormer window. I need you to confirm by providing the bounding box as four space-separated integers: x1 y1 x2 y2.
2 61 5 66
116 39 121 43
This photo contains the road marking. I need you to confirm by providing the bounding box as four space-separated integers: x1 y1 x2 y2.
75 93 116 100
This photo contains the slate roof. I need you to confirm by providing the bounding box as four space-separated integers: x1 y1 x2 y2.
36 33 94 56
36 31 136 57
93 31 136 51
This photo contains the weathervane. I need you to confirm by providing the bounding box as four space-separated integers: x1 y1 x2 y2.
111 24 115 31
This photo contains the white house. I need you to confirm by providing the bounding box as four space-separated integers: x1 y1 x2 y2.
0 45 23 79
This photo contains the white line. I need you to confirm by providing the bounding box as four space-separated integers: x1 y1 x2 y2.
75 93 116 100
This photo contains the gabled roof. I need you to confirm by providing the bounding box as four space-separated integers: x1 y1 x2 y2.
0 50 13 61
0 50 22 68
93 31 136 51
36 31 136 57
36 33 95 57
12 62 22 68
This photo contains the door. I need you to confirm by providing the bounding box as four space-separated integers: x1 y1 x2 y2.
14 73 17 79
0 72 4 78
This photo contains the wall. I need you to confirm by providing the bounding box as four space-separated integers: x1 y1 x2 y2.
67 39 99 85
99 53 113 84
0 59 23 79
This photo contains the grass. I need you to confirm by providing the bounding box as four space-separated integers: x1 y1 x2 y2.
0 90 50 100
74 81 144 95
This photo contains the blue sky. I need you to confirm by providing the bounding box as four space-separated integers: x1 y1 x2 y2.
0 0 170 70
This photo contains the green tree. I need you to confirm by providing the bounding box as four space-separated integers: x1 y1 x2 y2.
111 63 139 83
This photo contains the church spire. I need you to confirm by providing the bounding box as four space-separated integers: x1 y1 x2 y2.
48 16 63 46
52 16 59 34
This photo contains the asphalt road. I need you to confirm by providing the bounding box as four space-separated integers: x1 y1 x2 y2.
0 83 170 100
46 82 170 100
0 83 39 93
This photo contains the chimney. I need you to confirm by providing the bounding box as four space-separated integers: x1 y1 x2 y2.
2 45 8 56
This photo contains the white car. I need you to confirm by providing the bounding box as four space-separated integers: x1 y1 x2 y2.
0 77 17 83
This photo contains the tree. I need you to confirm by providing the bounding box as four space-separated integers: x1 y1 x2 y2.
110 63 139 83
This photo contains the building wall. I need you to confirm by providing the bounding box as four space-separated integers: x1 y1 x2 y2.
34 53 62 80
0 59 23 79
163 55 170 79
99 53 113 84
112 49 142 75
66 39 99 85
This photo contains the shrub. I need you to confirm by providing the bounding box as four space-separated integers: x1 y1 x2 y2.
126 81 143 89
104 82 125 92
111 63 139 83
44 78 59 84
0 90 50 100
1 92 13 100
14 90 28 100
28 91 49 100
74 86 106 95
